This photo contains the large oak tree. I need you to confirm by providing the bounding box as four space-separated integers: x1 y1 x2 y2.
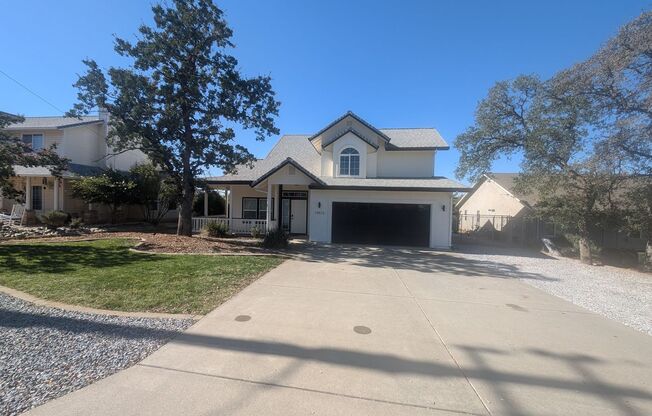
68 0 280 235
456 11 652 264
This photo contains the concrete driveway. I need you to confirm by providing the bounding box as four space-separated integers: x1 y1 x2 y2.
27 245 652 416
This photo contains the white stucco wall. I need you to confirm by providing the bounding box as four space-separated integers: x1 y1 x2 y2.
105 148 148 171
376 147 435 178
266 164 315 186
324 132 382 178
60 124 104 166
308 189 453 248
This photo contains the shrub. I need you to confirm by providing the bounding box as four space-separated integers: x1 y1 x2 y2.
204 221 228 237
69 217 84 229
39 210 70 229
262 227 289 249
250 225 262 239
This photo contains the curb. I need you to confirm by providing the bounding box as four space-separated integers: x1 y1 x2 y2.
0 285 203 320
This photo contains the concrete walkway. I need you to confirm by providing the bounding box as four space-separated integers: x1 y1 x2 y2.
26 245 652 415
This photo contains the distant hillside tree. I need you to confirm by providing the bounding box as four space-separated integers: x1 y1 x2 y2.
67 0 279 235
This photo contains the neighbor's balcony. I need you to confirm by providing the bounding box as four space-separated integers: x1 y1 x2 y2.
191 216 275 234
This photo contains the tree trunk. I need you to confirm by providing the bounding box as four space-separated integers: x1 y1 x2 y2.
177 192 193 236
578 235 592 265
176 150 194 236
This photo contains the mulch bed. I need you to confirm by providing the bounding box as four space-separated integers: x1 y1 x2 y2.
2 231 269 254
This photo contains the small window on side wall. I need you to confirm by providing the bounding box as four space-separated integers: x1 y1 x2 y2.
22 134 44 152
339 147 360 176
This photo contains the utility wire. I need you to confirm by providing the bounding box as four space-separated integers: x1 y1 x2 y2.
0 68 72 116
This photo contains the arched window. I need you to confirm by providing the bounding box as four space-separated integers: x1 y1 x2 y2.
339 147 360 176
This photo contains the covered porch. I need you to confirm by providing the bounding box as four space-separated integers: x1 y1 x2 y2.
193 161 315 235
191 183 310 235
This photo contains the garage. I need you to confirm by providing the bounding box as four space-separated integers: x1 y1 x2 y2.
331 202 431 247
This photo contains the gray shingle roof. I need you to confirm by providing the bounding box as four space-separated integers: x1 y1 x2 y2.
205 119 459 191
4 116 102 130
13 163 107 178
314 177 468 191
206 135 319 182
381 128 449 149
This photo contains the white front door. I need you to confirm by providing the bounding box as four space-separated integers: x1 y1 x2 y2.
290 199 307 234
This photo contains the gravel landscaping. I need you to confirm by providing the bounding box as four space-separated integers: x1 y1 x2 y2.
0 293 194 416
454 240 652 335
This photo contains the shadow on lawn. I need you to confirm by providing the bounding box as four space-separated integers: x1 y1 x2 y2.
0 242 162 274
2 308 650 416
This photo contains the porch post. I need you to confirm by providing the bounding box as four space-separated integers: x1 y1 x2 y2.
203 188 209 217
25 177 32 210
225 188 230 218
266 181 272 232
60 179 65 211
53 177 60 211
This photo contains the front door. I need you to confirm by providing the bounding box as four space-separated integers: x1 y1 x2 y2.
290 199 307 234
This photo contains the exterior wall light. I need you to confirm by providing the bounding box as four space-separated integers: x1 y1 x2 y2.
442 204 446 212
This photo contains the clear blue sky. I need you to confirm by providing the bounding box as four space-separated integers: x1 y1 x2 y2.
0 0 648 184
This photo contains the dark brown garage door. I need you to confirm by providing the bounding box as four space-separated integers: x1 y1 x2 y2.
331 202 430 247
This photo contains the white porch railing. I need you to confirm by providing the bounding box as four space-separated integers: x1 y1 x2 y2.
192 217 269 235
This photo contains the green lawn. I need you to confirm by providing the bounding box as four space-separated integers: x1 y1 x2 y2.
0 239 283 314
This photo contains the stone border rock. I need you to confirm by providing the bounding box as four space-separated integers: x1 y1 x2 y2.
0 285 203 320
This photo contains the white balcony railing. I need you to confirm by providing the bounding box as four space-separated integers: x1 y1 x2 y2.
191 217 269 235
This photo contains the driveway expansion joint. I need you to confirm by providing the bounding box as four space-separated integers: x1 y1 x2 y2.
136 363 486 416
390 267 494 416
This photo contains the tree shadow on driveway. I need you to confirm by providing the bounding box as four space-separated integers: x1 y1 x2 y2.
287 243 558 281
2 309 650 416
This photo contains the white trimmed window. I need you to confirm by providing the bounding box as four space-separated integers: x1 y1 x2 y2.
339 147 360 176
242 197 274 219
22 134 44 151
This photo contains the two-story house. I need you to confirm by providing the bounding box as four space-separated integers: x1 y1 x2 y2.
204 112 469 248
1 110 150 223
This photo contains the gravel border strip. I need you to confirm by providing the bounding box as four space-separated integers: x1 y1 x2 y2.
0 293 195 416
0 285 203 320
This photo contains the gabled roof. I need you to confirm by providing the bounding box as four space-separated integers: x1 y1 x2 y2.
204 112 460 191
456 173 538 209
308 111 392 143
205 135 321 184
321 127 379 150
3 116 103 130
251 157 326 187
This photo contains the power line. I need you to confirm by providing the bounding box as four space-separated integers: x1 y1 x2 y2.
0 68 70 116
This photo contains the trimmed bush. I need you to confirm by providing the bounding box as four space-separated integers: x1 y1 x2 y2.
262 228 289 249
39 211 70 229
204 221 228 237
250 225 262 239
69 217 84 229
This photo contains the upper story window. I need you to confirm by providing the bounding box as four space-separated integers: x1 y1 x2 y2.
22 134 44 152
339 147 360 176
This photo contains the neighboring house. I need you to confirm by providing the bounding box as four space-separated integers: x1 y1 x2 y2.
0 110 166 224
203 111 468 248
456 173 647 250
